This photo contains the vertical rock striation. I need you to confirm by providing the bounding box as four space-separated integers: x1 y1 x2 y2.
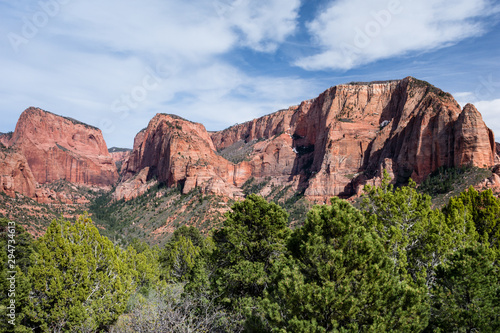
117 77 496 202
9 107 118 186
0 107 118 201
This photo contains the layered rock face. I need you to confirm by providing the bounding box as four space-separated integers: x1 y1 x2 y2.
0 147 37 198
118 77 497 202
109 148 131 165
108 147 132 173
454 104 496 167
9 107 118 187
0 107 118 201
115 114 251 200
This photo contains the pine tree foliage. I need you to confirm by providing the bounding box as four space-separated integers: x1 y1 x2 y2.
263 197 428 332
126 240 163 293
3 179 500 332
361 171 453 286
212 194 291 306
443 186 500 249
27 214 135 332
429 243 500 332
160 226 206 282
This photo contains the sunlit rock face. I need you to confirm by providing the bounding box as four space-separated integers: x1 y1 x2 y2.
117 77 496 202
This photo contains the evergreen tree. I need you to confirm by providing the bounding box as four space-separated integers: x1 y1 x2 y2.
211 194 291 322
126 239 163 295
361 171 452 287
263 197 428 332
160 226 206 282
443 186 500 249
429 243 500 332
26 214 135 332
161 235 201 282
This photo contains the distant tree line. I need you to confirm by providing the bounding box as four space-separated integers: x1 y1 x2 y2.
1 171 499 332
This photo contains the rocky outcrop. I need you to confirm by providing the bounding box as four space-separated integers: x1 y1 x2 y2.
0 147 37 198
0 145 92 204
0 107 118 202
454 104 496 168
0 132 12 147
115 114 251 200
9 107 118 187
109 148 131 164
210 106 299 150
117 77 497 202
113 167 157 201
109 147 132 173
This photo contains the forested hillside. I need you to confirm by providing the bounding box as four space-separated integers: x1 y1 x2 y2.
1 173 499 332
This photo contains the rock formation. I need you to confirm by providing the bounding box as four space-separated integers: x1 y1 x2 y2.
109 148 131 164
108 147 132 173
0 132 12 147
454 104 496 168
115 114 250 200
0 107 118 201
2 78 496 204
0 147 37 198
118 77 497 202
8 107 118 187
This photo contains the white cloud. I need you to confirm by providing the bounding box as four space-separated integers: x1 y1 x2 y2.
224 0 301 51
0 0 302 147
49 0 300 57
453 91 475 101
98 62 318 146
296 0 500 70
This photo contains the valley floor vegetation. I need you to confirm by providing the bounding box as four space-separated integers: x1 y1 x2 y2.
1 171 499 332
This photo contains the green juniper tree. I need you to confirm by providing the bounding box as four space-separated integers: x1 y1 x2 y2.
160 235 201 282
361 171 452 287
126 239 163 296
159 226 208 283
443 186 500 250
210 194 291 330
26 215 135 332
263 197 428 332
429 243 500 332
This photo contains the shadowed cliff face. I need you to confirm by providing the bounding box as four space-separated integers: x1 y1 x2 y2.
116 77 496 202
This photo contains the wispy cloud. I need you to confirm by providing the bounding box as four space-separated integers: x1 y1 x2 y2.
222 0 301 51
1 0 499 147
0 0 303 147
295 0 500 70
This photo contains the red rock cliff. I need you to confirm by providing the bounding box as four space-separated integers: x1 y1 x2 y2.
8 107 118 187
0 146 37 198
115 114 250 200
454 103 496 168
117 77 497 202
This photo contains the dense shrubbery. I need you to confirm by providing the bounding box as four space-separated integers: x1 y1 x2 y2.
1 176 500 332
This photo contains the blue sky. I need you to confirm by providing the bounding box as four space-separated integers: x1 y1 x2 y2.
1 0 499 148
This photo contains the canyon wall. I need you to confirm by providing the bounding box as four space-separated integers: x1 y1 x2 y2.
2 77 496 204
116 77 497 201
0 107 117 201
